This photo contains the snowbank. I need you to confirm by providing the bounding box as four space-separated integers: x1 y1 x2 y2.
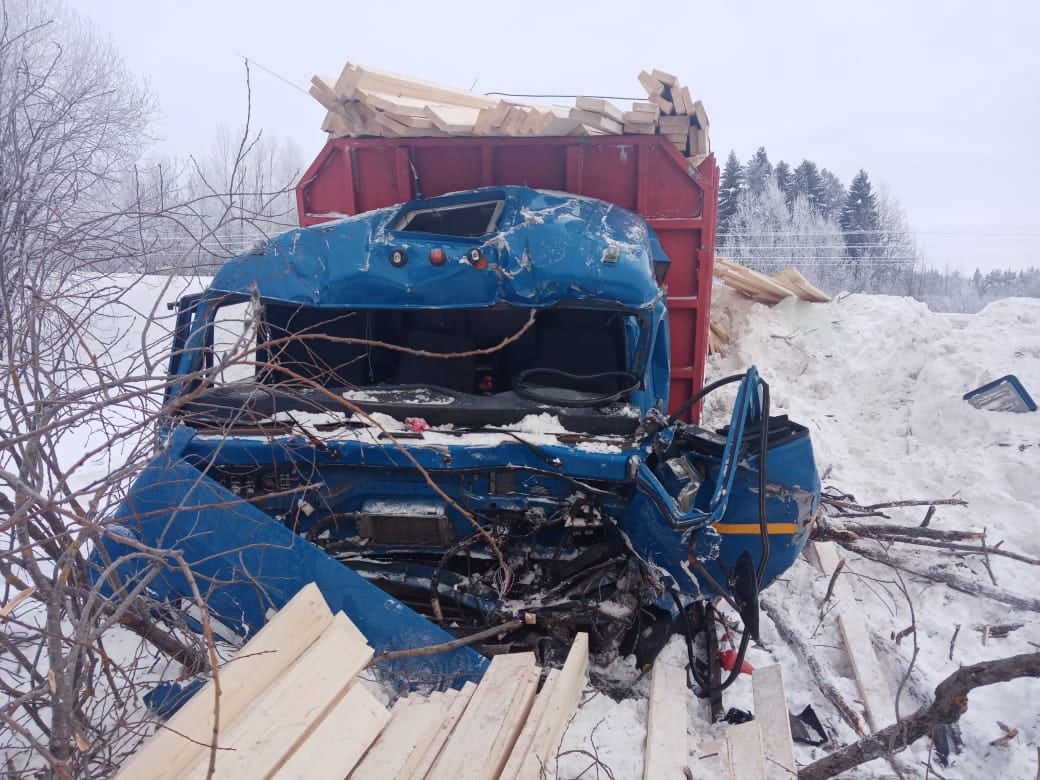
557 288 1040 778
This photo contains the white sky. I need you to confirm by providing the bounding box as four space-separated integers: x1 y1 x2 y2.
70 0 1040 272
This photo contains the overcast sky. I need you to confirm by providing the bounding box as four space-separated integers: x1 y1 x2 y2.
70 0 1040 272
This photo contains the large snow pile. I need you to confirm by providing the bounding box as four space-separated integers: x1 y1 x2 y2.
555 288 1040 778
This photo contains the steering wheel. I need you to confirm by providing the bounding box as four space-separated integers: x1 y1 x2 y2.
512 368 640 408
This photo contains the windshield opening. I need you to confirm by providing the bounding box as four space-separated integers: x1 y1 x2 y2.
207 301 642 401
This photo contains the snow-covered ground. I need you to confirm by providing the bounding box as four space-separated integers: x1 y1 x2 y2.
555 287 1040 778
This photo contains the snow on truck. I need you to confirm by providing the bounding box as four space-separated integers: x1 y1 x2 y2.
99 77 821 686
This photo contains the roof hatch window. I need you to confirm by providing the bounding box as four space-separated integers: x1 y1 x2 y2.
393 199 504 237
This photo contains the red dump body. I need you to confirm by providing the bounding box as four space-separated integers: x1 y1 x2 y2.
296 135 718 421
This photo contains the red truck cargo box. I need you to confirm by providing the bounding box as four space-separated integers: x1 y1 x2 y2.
296 136 718 421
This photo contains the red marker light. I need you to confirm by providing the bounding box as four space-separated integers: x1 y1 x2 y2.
429 248 447 266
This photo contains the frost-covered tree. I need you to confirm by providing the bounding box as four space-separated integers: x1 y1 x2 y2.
717 151 744 232
719 176 845 292
744 147 773 197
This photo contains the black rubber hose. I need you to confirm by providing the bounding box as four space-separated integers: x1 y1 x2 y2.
756 379 772 586
666 372 747 426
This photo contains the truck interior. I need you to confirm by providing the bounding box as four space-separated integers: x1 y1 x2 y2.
180 299 646 435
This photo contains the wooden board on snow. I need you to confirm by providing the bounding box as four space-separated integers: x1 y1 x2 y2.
116 584 335 780
501 633 589 780
725 720 766 780
179 613 372 778
275 682 389 779
643 658 688 780
428 652 539 780
752 665 797 779
812 541 895 732
351 693 455 779
409 682 477 778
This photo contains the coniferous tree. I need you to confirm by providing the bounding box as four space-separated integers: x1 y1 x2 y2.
717 151 744 232
744 147 773 197
792 160 825 211
841 169 880 258
818 169 847 221
774 161 795 205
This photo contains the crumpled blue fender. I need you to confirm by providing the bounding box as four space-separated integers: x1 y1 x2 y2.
93 427 487 693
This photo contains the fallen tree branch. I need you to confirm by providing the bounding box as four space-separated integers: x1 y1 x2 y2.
761 595 867 737
368 619 523 665
798 651 1040 779
836 543 1040 613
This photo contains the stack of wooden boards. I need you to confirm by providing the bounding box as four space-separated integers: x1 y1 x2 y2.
645 656 797 779
308 63 710 165
709 259 831 356
116 583 590 780
714 258 831 306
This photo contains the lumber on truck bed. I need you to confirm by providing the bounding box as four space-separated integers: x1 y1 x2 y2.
307 62 712 157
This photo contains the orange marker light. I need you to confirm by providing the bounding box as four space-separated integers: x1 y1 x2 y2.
466 248 487 270
429 248 447 266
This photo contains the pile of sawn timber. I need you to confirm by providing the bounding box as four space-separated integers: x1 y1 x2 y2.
709 259 831 356
116 583 589 780
309 64 711 163
119 582 800 778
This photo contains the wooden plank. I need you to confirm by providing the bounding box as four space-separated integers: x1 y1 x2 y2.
812 541 894 732
179 613 372 779
501 669 560 778
696 739 729 777
410 682 476 778
632 100 660 114
692 99 710 130
575 96 624 123
680 86 695 116
488 664 541 776
776 267 831 303
689 126 710 156
624 123 658 135
752 665 797 779
332 62 362 98
568 109 623 134
649 92 674 115
273 682 389 780
503 633 589 780
424 104 481 134
351 693 452 779
659 115 691 131
394 690 457 778
349 63 496 109
117 584 334 780
725 721 766 780
623 109 659 124
643 658 688 780
651 68 679 87
669 83 690 115
499 106 530 136
428 652 538 780
638 70 665 96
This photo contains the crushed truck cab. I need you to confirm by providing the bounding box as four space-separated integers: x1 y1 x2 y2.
99 136 819 680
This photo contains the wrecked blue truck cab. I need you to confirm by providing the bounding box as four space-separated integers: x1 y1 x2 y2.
132 186 820 666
